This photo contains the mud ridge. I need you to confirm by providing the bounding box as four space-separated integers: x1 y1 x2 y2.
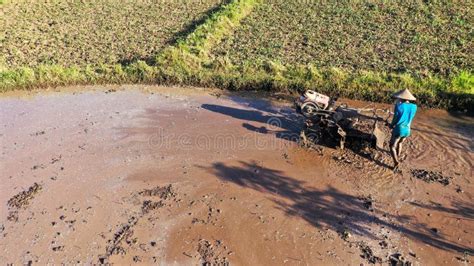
7 183 42 209
101 216 139 262
138 184 176 199
6 183 43 222
141 200 164 214
411 169 452 186
99 184 176 263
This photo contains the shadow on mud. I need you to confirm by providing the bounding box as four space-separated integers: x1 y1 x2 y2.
201 103 302 141
409 201 474 220
208 160 473 254
202 103 393 168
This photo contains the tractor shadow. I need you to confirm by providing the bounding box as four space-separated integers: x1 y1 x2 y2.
207 160 474 254
201 103 302 142
202 102 392 169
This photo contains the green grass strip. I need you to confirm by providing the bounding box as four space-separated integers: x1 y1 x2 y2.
0 62 159 92
0 0 259 91
155 0 259 80
200 62 474 111
176 0 258 61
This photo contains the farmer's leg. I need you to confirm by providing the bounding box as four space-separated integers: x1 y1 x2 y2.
396 137 406 157
390 135 401 167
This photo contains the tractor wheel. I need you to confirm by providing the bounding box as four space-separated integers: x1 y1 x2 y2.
300 102 320 118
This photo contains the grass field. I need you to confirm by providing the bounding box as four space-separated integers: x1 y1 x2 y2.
0 0 222 68
0 0 472 111
212 0 473 76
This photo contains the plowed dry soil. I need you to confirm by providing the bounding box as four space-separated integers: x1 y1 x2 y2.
0 85 472 265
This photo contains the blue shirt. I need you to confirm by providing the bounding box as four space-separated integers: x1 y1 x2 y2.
391 101 417 137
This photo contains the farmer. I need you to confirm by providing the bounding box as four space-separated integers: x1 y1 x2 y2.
389 89 417 169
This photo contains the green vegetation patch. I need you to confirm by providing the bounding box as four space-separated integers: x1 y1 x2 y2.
0 0 260 92
0 0 472 111
196 0 473 110
0 0 222 68
212 0 473 76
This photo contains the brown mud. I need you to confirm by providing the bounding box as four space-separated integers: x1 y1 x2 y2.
0 85 473 265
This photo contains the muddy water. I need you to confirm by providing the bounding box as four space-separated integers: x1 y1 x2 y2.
0 85 472 265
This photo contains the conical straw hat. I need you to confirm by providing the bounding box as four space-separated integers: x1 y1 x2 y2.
393 89 416 101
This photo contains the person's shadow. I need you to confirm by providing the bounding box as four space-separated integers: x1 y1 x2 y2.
205 160 474 254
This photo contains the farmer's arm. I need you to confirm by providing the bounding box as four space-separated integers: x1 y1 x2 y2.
390 105 399 128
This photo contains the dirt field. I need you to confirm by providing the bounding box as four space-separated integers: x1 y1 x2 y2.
0 86 473 265
0 0 221 67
